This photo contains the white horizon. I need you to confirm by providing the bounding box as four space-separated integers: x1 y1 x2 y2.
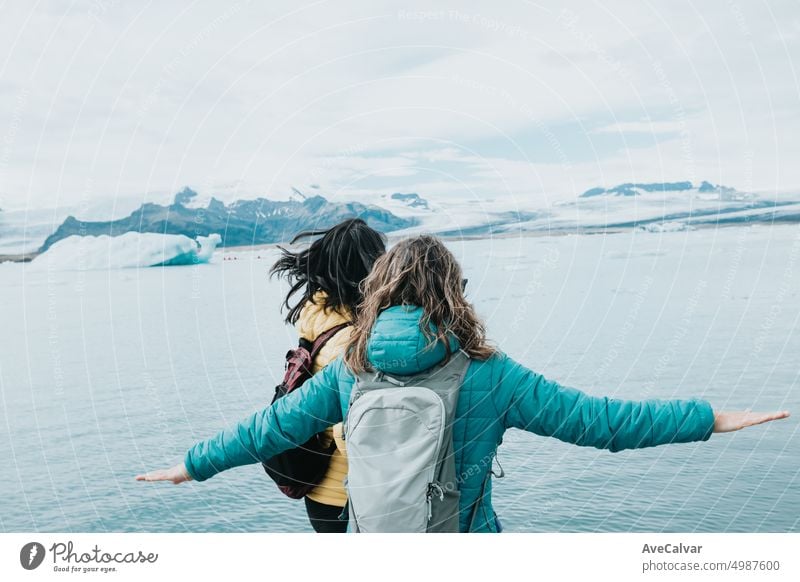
1 1 799 211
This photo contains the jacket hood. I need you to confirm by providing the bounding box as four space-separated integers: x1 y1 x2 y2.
367 305 459 375
296 291 352 341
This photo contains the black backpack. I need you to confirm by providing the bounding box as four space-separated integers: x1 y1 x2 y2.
262 322 351 499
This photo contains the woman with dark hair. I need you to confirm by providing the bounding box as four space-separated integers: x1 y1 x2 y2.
138 234 789 532
264 218 385 532
271 218 387 327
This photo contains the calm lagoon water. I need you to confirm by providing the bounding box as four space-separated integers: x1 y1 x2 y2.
1 225 798 532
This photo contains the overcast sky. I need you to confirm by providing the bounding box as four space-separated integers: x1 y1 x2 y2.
1 0 798 212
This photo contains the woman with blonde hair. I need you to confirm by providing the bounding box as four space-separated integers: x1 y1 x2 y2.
138 235 789 532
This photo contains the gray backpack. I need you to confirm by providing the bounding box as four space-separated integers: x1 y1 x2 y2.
342 350 470 532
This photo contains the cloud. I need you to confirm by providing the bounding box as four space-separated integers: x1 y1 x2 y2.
0 0 798 211
591 120 685 134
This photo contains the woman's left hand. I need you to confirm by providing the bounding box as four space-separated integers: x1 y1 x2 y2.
713 410 790 433
135 463 193 484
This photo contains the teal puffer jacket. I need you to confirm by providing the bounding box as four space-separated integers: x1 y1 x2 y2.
185 305 716 532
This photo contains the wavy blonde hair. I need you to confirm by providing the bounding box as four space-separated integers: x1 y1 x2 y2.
344 235 495 372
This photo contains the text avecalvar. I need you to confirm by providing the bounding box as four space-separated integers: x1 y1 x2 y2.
642 543 702 554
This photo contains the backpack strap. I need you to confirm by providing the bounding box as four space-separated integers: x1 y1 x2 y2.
467 447 505 532
308 322 352 362
359 348 471 387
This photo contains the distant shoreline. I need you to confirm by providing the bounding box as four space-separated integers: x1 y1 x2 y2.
3 220 794 264
219 221 763 252
0 252 38 263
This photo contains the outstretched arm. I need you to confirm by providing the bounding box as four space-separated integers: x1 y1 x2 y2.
499 355 789 451
136 358 346 484
713 410 789 432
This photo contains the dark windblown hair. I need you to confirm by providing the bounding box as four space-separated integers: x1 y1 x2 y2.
270 218 387 325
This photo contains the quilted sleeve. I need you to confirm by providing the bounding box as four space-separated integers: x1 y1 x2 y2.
184 358 345 481
498 354 715 452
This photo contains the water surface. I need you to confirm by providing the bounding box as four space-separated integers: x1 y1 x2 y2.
1 226 798 532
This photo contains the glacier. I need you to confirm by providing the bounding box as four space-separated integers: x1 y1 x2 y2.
5 183 800 257
32 232 221 270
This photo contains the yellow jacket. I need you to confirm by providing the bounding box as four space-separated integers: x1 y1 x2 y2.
296 292 350 507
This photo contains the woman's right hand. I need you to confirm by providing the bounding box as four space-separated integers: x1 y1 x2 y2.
135 463 193 484
713 410 790 433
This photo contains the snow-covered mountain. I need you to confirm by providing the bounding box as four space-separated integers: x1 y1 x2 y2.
373 182 800 237
4 181 800 260
37 188 416 253
516 181 800 234
376 192 541 237
579 180 751 201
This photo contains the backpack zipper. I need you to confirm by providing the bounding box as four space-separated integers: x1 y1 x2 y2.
341 390 363 441
423 392 447 527
426 482 445 520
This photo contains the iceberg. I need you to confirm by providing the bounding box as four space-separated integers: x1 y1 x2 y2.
32 232 222 270
637 221 693 233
